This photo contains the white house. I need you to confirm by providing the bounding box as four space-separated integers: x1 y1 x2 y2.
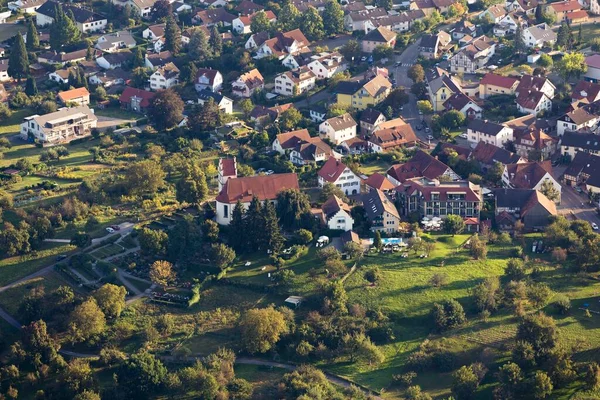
232 68 264 97
319 113 357 145
306 52 347 80
450 36 496 74
502 161 562 203
149 62 179 90
232 10 276 34
321 195 354 231
96 51 132 69
585 54 600 82
467 119 514 148
516 91 552 115
522 23 557 48
197 90 233 114
142 23 165 41
95 31 136 53
273 67 316 97
35 1 107 33
557 107 599 136
194 68 223 92
20 106 97 144
317 157 362 195
8 0 46 14
0 60 9 82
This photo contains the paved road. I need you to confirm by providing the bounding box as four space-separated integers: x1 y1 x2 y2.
551 166 600 225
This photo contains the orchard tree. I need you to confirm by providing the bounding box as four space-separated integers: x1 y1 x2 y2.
117 351 168 398
556 52 587 80
138 227 168 256
239 307 290 354
124 160 166 196
149 89 184 129
452 365 479 400
530 371 553 399
432 299 466 331
279 107 303 131
516 313 558 358
495 362 523 399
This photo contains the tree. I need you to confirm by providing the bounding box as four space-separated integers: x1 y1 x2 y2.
138 227 168 256
124 160 165 196
239 98 254 118
432 299 466 331
189 98 222 134
276 188 311 229
279 1 300 31
22 319 60 364
245 196 265 250
448 2 466 17
527 283 552 308
540 180 560 202
530 371 553 399
557 22 572 50
93 284 127 319
556 52 587 80
8 34 29 81
279 107 303 131
176 160 208 204
430 273 448 288
537 54 553 68
49 4 81 50
63 359 94 394
469 234 487 260
452 365 479 400
441 110 465 129
505 258 526 281
417 100 433 114
210 243 236 271
229 201 247 252
409 65 425 84
323 0 344 35
343 332 385 365
151 0 172 20
514 23 525 55
117 351 167 399
516 313 558 358
301 6 325 41
202 219 220 243
443 214 465 235
320 182 348 203
164 17 180 53
585 362 600 390
344 241 363 259
149 88 184 129
149 260 175 288
74 390 101 400
207 25 221 56
373 44 393 61
69 297 106 343
263 201 284 253
70 232 91 248
239 307 289 353
25 76 38 96
250 10 271 34
189 28 210 61
133 46 145 69
373 231 383 251
495 362 523 399
364 266 382 284
26 18 39 50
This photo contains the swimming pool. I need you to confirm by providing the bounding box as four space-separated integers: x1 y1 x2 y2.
368 238 403 245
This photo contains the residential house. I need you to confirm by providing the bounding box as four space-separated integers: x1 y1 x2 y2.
368 123 418 152
505 0 538 16
244 31 269 50
320 195 354 231
494 12 527 37
306 52 347 80
95 31 136 53
396 177 482 225
522 23 557 48
194 68 223 92
386 150 459 185
364 173 396 194
197 90 233 114
8 0 47 14
119 86 155 113
181 26 211 46
513 127 557 159
145 51 174 70
110 0 159 18
479 4 507 23
470 141 523 172
502 161 561 202
308 104 327 123
585 54 600 82
560 131 600 158
361 26 397 53
274 67 316 96
37 49 95 66
317 157 362 195
545 0 583 21
35 0 107 33
193 8 236 27
345 74 393 110
232 69 264 97
515 74 555 115
563 151 600 190
450 35 496 74
443 93 483 119
450 20 476 41
438 142 472 161
89 69 131 87
495 188 557 231
319 113 357 145
479 73 520 98
288 137 334 165
344 7 388 32
254 29 310 60
215 173 300 225
20 106 97 144
371 11 426 34
361 189 401 233
571 81 600 103
232 10 276 34
466 119 514 148
272 129 311 154
250 103 293 125
149 62 179 90
419 31 452 59
427 70 463 112
57 87 90 106
0 60 8 82
48 67 74 84
360 108 386 135
235 0 264 14
142 23 165 51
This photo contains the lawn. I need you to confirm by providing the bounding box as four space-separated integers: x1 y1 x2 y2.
0 272 65 316
579 24 600 48
0 243 76 287
122 276 152 293
358 159 391 176
95 107 141 121
90 243 125 259
0 137 100 169
0 109 30 136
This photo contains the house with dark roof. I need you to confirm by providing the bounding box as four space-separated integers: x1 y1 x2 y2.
386 150 459 185
438 143 472 161
443 93 482 119
96 51 133 69
515 74 555 116
361 189 401 233
36 1 107 33
95 31 136 53
197 90 233 114
38 48 100 66
361 27 396 53
449 35 496 74
144 51 174 70
396 177 482 227
571 81 600 104
495 188 557 231
235 0 264 15
119 86 156 113
505 0 538 16
320 195 354 231
419 32 451 59
563 152 600 191
470 142 523 172
522 23 557 48
502 161 561 202
513 127 557 160
466 119 514 148
360 108 386 135
215 173 300 225
249 103 293 125
318 157 361 195
560 131 600 158
193 8 236 26
557 102 600 136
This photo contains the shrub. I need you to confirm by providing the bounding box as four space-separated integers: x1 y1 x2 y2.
553 294 571 315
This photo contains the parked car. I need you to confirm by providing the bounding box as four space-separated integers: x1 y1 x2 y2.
592 222 599 230
106 227 115 233
459 133 468 139
576 186 583 194
111 225 121 231
266 170 274 175
56 254 68 261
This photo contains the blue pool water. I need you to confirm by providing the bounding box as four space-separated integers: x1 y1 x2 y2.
368 238 403 245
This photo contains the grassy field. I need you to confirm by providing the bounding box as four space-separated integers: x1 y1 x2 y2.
0 272 65 316
0 243 75 287
358 159 390 176
95 108 141 121
0 109 30 136
90 243 125 259
0 137 100 169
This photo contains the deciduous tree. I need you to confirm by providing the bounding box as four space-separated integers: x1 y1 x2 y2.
149 260 175 288
93 284 127 319
323 0 344 35
68 297 106 343
239 307 289 353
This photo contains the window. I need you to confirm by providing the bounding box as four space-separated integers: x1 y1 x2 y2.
223 204 229 218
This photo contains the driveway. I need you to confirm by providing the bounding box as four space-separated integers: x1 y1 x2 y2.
310 34 353 51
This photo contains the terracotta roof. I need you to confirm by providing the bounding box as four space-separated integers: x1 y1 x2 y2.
516 90 548 110
219 158 237 177
119 86 156 108
341 230 360 244
322 195 351 219
364 173 396 191
549 0 580 12
516 75 553 95
397 177 481 202
235 0 264 14
471 142 521 165
238 10 276 26
375 117 408 131
318 157 350 183
515 0 538 10
236 68 264 88
196 68 220 85
566 9 588 19
296 137 333 161
505 161 553 189
276 129 311 150
363 26 396 43
514 127 556 150
325 113 356 131
147 23 165 37
480 72 519 89
145 51 174 68
387 150 452 183
571 81 600 102
369 125 417 150
216 173 299 203
58 87 90 102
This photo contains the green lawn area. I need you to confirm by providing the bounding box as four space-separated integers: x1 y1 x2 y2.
0 243 76 287
123 276 152 293
0 272 65 316
90 243 125 259
8 175 80 191
94 107 141 121
358 159 391 176
579 24 600 48
0 137 100 169
0 109 30 136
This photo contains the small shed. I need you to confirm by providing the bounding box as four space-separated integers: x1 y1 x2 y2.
285 296 304 308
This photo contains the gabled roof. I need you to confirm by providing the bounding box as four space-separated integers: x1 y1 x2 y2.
219 157 237 177
37 0 105 23
525 23 557 42
195 8 236 25
369 125 418 150
276 129 311 150
318 157 351 183
235 68 264 88
324 113 356 131
145 51 174 68
468 119 507 136
365 173 396 191
362 26 396 43
196 68 221 84
387 150 452 183
235 0 264 14
563 106 597 125
564 151 600 180
574 81 600 104
505 161 553 189
361 74 392 97
146 23 165 37
58 87 90 102
561 131 600 151
516 74 554 95
444 92 479 112
99 50 133 66
362 189 400 220
495 188 556 216
295 137 333 161
484 4 506 18
198 89 229 104
480 72 519 89
586 54 600 69
398 177 482 202
119 86 155 108
471 141 521 165
514 127 556 150
360 108 385 125
216 173 299 203
154 62 179 80
516 90 548 110
335 80 362 95
322 195 351 220
549 0 581 12
420 34 439 49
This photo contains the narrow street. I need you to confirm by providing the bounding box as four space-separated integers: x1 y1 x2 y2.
552 166 600 226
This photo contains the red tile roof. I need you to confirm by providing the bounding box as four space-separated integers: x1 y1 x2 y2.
216 173 299 203
318 156 349 183
387 150 451 183
549 0 580 12
480 72 519 88
58 87 90 102
219 158 237 177
505 161 553 189
276 129 311 150
118 86 155 108
364 173 396 191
